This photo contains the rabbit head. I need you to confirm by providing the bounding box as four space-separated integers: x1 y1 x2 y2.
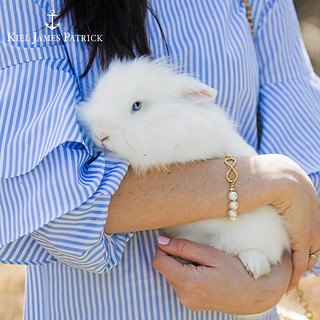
77 57 218 171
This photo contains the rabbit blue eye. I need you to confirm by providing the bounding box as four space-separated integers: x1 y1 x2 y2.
132 101 142 111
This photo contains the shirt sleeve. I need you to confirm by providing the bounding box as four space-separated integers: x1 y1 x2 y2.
253 0 320 274
0 0 133 273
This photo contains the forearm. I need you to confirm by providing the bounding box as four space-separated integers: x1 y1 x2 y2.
105 154 288 234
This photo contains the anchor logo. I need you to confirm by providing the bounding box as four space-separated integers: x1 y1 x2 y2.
45 10 60 30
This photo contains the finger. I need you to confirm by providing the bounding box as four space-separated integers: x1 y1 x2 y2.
153 247 193 283
307 247 320 271
287 249 308 292
167 279 180 294
157 236 226 265
307 258 318 272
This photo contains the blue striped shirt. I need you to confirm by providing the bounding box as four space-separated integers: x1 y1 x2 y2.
0 0 319 319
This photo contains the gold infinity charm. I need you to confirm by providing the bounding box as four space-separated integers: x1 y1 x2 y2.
224 155 238 188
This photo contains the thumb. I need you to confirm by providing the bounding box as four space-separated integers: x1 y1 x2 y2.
157 235 225 265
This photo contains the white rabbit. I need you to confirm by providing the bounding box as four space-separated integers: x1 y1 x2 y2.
76 57 290 279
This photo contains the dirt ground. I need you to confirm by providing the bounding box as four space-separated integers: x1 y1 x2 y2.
0 1 319 319
0 265 25 320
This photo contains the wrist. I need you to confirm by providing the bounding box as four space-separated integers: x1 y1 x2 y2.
265 154 306 207
232 154 284 213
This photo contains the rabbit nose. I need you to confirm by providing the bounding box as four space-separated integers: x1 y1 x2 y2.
100 136 109 145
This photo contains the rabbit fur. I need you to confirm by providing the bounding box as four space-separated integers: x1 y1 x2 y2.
76 57 290 279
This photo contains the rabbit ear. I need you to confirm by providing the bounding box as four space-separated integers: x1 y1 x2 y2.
181 78 217 103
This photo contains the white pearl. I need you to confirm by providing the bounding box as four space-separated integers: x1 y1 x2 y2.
228 191 238 201
228 210 238 221
229 201 238 211
228 210 237 217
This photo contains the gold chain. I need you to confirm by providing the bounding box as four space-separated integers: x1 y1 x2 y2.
278 285 314 320
295 285 314 319
242 0 255 38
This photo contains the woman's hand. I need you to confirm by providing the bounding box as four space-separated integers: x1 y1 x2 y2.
268 155 320 292
153 236 292 314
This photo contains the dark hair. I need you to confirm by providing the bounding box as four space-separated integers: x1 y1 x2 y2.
57 0 168 77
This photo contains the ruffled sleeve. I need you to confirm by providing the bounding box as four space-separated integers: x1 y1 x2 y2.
254 0 320 273
0 0 133 273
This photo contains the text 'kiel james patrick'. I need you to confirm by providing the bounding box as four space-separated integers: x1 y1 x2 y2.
8 32 103 44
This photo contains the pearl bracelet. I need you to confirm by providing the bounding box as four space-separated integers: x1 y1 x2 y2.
224 155 239 222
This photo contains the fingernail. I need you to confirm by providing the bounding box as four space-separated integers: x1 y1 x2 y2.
158 236 170 245
286 290 293 296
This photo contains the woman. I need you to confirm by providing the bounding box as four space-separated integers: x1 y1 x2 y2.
0 0 319 319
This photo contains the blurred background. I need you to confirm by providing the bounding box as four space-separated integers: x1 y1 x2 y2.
0 1 319 319
294 0 320 75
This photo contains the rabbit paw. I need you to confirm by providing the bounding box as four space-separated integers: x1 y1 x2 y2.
238 249 271 279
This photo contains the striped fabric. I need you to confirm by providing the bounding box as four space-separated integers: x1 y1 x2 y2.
0 0 319 319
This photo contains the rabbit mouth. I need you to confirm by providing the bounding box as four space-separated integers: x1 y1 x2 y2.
100 136 109 147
